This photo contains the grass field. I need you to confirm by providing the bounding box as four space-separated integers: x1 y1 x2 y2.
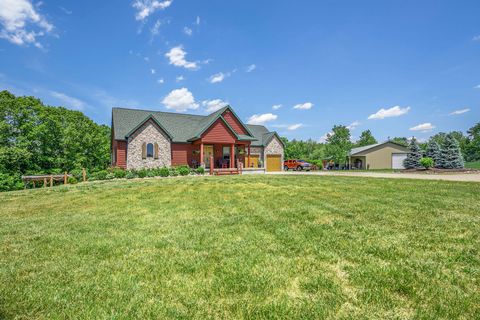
1 175 479 319
466 161 480 169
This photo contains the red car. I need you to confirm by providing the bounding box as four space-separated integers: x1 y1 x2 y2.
284 159 312 171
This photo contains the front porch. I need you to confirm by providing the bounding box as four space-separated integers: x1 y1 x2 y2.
196 142 260 170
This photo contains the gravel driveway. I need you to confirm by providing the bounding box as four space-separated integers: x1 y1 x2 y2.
273 170 480 182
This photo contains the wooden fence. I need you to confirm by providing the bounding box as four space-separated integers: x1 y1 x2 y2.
21 169 86 189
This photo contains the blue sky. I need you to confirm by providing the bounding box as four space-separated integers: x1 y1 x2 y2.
0 0 479 142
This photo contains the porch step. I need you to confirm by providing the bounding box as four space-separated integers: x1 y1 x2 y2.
213 169 240 175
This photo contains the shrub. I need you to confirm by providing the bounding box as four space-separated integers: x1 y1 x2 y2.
126 171 137 179
67 176 78 184
92 170 108 180
420 157 434 169
159 167 170 177
105 173 115 180
137 169 148 178
169 168 179 176
146 169 156 177
113 168 126 179
196 166 205 175
177 166 190 176
70 168 84 181
0 173 23 192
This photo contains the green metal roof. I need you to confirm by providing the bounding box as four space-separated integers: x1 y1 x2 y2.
112 106 277 146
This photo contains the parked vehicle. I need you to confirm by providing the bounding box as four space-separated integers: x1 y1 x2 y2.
284 159 312 171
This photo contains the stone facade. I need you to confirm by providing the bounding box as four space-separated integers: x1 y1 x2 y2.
264 135 284 170
127 119 171 170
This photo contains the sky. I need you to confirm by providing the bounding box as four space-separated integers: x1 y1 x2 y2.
0 0 479 142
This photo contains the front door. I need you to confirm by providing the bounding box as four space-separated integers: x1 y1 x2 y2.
204 145 214 168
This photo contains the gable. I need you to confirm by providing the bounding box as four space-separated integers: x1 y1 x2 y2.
222 109 248 135
201 118 237 144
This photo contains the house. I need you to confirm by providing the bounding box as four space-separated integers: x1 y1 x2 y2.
111 106 285 172
348 141 409 169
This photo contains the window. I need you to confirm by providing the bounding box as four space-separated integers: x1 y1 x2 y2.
146 143 154 158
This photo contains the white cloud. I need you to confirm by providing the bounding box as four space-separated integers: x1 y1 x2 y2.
346 121 360 130
272 104 282 110
473 35 480 41
246 64 256 72
175 75 184 82
157 78 165 84
132 0 172 21
450 108 470 115
183 26 192 36
247 113 278 125
409 123 435 132
150 20 161 36
50 91 86 110
287 123 303 131
293 102 313 110
368 106 410 120
474 84 480 89
195 16 200 25
161 88 199 112
208 72 228 84
165 46 198 70
0 0 53 48
150 68 156 74
202 99 228 113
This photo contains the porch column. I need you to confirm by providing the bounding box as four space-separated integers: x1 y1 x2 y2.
230 144 235 168
247 144 251 168
200 143 204 167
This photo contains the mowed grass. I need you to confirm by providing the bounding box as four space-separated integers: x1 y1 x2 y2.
1 175 479 319
465 161 480 169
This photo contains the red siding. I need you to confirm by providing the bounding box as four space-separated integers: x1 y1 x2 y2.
202 119 237 144
222 110 247 135
115 140 127 169
172 143 199 166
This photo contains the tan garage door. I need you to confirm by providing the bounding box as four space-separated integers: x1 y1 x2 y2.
246 155 260 168
266 155 282 172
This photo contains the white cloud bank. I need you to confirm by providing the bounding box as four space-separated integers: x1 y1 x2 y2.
202 99 228 113
162 88 199 112
132 0 172 21
50 91 86 110
287 123 303 131
208 72 228 84
368 106 410 120
293 102 313 110
409 123 435 132
346 121 360 130
183 26 192 36
165 46 198 70
272 104 282 110
246 64 256 72
0 0 53 47
247 113 278 125
450 108 470 115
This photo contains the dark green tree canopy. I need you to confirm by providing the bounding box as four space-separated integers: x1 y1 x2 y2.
325 125 352 164
403 137 422 169
356 130 377 147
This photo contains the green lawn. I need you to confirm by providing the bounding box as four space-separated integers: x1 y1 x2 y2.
466 161 480 169
1 176 479 319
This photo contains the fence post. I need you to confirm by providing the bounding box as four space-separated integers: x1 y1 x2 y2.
43 178 47 188
210 155 214 176
64 172 68 185
82 168 86 182
50 176 53 187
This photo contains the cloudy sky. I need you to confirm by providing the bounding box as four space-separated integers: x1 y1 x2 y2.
0 0 478 141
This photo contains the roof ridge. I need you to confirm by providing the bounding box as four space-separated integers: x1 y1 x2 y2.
113 107 206 118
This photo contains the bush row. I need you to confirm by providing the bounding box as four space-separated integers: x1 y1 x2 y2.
88 166 204 181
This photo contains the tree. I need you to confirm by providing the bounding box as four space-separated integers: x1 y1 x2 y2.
356 130 377 147
425 140 442 168
325 125 352 164
403 137 422 169
465 122 480 162
439 134 464 169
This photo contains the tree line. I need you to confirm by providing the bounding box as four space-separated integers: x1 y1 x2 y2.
0 90 110 191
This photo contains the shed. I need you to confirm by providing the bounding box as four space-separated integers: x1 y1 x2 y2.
349 141 409 169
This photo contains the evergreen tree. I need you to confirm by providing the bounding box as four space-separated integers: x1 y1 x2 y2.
425 140 442 168
440 134 464 169
403 137 422 169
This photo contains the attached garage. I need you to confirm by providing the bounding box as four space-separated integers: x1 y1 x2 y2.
349 141 409 170
246 155 260 168
266 154 282 172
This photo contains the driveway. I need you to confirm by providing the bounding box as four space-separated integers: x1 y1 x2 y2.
273 170 480 182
